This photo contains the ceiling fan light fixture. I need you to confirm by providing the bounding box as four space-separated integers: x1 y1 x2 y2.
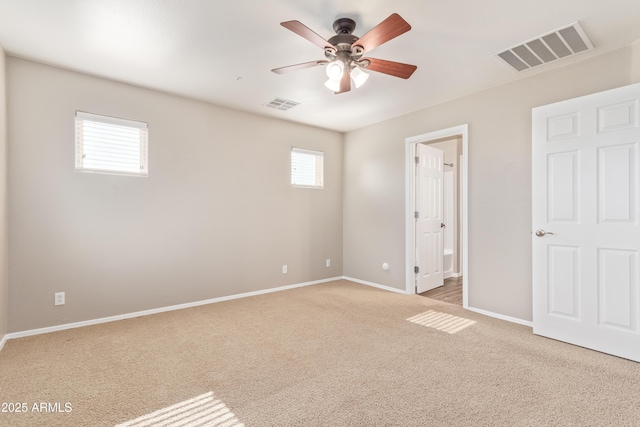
274 14 416 94
325 60 344 80
350 67 369 88
324 78 342 92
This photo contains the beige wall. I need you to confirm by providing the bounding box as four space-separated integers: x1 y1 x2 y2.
344 41 640 322
6 39 640 333
633 40 640 80
7 58 343 332
0 46 7 339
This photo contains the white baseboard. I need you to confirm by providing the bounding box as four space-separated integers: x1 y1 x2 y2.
6 276 343 340
3 276 532 346
342 276 532 328
342 276 409 294
465 306 533 327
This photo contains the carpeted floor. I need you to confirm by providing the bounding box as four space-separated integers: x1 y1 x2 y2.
1 279 640 426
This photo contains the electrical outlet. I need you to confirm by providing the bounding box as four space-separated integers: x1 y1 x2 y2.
326 259 331 267
282 265 288 274
54 292 65 306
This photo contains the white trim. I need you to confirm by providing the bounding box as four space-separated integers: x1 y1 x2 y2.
342 276 410 294
76 111 147 129
334 277 532 330
1 275 531 350
466 306 533 328
405 124 469 308
6 277 342 340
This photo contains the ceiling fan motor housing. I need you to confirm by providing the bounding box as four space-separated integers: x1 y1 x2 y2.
332 18 356 35
326 18 365 66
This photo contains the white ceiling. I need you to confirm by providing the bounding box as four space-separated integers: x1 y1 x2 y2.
1 0 639 132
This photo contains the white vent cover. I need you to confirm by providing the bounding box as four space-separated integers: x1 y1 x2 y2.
496 22 593 72
264 97 300 111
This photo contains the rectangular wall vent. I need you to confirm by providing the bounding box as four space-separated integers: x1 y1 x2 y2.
264 97 300 111
496 22 593 72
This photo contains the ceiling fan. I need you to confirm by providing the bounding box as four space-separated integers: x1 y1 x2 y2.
271 13 417 94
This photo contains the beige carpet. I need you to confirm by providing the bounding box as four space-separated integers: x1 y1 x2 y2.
1 279 640 426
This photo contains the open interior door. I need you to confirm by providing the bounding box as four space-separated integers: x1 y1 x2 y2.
532 82 640 362
416 143 444 293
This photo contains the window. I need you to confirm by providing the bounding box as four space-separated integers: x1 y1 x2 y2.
291 147 323 188
75 111 148 177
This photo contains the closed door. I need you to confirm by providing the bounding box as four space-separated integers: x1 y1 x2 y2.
416 143 444 293
532 82 640 362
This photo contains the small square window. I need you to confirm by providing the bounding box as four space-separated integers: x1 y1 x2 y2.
75 111 148 177
291 147 323 188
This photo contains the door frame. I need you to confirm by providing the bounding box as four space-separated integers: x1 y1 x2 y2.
405 124 469 308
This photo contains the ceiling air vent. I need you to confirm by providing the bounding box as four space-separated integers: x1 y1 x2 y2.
496 22 593 72
264 97 300 111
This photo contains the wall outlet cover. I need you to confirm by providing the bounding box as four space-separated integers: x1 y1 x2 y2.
54 292 65 306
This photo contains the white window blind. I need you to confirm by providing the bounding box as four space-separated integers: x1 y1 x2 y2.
75 111 148 177
291 147 324 188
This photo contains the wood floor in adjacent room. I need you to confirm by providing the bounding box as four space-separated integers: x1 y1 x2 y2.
419 276 462 306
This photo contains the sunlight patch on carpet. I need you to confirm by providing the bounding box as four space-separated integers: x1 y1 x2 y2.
407 310 476 334
115 391 243 427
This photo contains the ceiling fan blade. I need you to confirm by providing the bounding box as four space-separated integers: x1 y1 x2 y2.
353 13 411 53
281 21 335 50
364 58 417 79
271 60 329 74
335 71 351 94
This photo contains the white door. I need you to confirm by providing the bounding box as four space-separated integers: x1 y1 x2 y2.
416 143 444 293
532 82 640 362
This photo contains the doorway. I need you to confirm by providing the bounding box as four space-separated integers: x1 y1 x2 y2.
405 124 469 308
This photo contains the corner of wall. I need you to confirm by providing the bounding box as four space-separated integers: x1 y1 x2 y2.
0 45 8 348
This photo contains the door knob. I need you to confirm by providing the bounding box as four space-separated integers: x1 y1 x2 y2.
535 229 554 237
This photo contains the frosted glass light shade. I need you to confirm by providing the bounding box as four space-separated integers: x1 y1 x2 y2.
325 60 344 80
350 67 369 88
324 78 341 92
